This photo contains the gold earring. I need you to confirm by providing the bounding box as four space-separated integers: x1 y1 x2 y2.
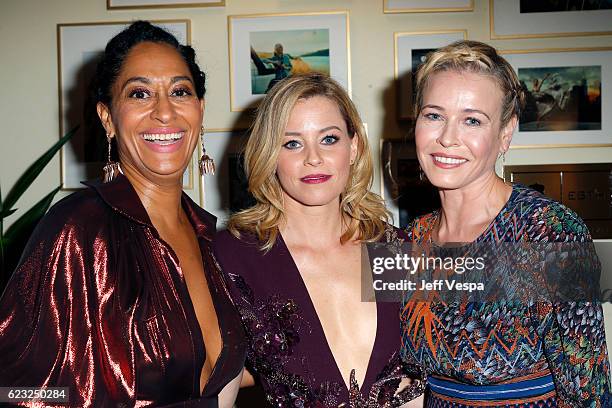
198 126 215 175
102 133 121 183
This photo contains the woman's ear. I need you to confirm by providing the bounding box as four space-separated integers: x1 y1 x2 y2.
350 133 358 164
500 115 517 154
96 102 115 137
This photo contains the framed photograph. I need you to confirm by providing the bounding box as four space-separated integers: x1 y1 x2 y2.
228 11 350 111
380 140 439 227
490 0 612 39
501 47 612 148
107 0 224 10
384 0 473 13
201 129 255 226
57 20 190 190
394 30 466 120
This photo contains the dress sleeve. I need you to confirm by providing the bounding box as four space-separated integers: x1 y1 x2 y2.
535 203 612 407
0 219 131 407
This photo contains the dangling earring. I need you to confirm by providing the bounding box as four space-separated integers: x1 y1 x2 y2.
198 126 215 175
418 165 425 182
102 133 121 183
499 151 506 165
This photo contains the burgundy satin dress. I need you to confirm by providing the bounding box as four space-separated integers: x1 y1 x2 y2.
0 174 246 407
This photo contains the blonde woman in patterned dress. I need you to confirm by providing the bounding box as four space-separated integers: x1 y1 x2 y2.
400 40 611 407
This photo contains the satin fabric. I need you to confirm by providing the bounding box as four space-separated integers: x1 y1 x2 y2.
0 174 245 407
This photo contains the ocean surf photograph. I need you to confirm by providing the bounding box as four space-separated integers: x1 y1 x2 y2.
249 28 330 94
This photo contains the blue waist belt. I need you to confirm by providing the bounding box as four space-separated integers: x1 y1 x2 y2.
428 373 555 401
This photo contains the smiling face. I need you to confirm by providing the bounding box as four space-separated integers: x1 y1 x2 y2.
276 96 357 209
415 70 515 191
97 41 204 185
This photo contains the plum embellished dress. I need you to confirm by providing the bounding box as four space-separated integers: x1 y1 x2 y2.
213 226 424 407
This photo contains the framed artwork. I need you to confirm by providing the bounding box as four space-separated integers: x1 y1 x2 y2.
384 0 473 13
57 20 190 190
490 0 612 39
228 11 350 111
380 140 439 228
501 47 612 148
394 30 466 120
201 129 255 226
107 0 224 9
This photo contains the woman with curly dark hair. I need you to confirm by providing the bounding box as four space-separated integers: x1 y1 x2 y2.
0 21 245 407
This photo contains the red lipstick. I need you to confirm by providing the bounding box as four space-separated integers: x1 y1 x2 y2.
300 174 332 184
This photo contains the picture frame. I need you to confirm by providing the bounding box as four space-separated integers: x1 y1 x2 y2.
490 0 612 39
500 47 612 148
107 0 224 10
383 0 473 13
394 30 466 120
57 20 191 190
228 11 350 112
200 129 254 226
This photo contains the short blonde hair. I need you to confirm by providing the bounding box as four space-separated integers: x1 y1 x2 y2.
228 72 390 251
415 40 525 127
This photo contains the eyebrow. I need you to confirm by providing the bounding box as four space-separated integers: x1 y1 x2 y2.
464 108 491 121
119 75 194 92
284 125 343 136
422 104 492 121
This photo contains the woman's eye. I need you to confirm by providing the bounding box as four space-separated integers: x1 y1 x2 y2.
128 88 150 99
283 140 302 149
172 87 193 97
424 112 442 121
465 117 481 126
321 135 339 145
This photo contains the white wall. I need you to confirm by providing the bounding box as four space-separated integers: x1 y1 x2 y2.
1 0 612 363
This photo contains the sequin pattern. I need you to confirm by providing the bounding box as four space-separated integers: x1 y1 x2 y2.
214 225 425 407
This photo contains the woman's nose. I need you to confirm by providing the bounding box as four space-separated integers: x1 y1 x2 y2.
151 94 176 123
304 146 323 166
436 121 460 148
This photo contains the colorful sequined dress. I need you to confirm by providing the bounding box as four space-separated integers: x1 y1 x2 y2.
401 184 611 407
213 225 424 407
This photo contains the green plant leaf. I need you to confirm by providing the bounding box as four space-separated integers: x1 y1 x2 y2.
2 126 78 213
3 186 61 280
4 186 60 244
0 208 17 219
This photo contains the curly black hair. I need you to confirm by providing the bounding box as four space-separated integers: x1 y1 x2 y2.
93 20 206 106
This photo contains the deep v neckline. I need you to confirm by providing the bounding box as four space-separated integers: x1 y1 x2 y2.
277 233 381 394
162 205 227 399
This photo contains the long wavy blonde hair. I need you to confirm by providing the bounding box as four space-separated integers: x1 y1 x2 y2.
228 72 389 251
